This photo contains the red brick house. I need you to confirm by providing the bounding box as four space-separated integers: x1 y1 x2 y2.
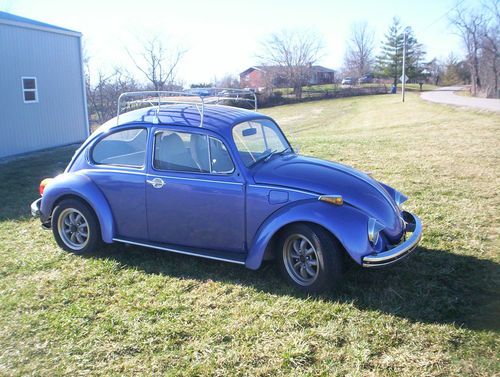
239 65 335 90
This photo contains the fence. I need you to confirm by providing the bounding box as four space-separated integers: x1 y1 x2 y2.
258 85 388 108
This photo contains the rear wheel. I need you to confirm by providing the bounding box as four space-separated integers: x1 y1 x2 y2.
278 223 343 293
52 199 101 254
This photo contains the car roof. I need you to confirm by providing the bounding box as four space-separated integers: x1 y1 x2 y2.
96 104 271 136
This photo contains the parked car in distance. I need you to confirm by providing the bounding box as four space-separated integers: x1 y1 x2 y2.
31 91 422 293
341 77 353 85
358 74 374 84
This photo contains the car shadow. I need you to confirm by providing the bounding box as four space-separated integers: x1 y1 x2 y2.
84 244 499 332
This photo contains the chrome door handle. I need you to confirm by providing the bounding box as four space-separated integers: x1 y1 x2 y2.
146 177 165 189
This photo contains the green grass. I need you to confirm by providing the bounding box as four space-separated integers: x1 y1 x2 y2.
0 93 499 375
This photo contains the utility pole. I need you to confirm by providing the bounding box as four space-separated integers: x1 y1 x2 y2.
402 32 407 102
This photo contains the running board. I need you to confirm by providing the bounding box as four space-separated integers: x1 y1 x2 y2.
112 237 247 265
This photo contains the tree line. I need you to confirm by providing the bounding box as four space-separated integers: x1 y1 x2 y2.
342 1 499 98
85 1 499 125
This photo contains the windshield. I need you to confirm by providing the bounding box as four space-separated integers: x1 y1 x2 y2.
232 119 290 167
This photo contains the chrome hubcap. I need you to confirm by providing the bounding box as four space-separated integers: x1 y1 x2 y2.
57 208 89 250
283 234 320 286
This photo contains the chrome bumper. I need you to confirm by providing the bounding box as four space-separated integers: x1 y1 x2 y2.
31 198 42 217
362 211 422 267
31 198 51 229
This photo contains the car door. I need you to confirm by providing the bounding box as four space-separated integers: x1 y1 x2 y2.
86 127 148 240
146 128 246 253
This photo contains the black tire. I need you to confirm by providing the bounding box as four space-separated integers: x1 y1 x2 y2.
278 223 343 293
51 198 102 254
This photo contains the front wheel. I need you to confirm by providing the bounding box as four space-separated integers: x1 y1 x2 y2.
278 224 343 293
51 199 102 254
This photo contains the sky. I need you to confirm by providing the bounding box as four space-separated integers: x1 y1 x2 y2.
1 0 477 86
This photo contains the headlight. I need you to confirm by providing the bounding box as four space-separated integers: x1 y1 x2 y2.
394 190 408 209
368 218 385 245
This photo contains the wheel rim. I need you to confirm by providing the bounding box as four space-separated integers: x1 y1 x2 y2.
57 208 90 250
283 233 320 286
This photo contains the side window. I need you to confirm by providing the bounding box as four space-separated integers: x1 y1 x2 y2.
154 130 234 174
209 137 234 174
154 131 208 173
92 128 147 167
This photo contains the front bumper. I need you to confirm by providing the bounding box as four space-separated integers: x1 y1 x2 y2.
362 211 422 267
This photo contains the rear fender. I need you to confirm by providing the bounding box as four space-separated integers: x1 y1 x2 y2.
40 173 114 243
245 199 372 269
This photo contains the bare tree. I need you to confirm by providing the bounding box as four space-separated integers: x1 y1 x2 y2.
451 1 500 97
86 68 141 125
481 0 499 97
258 30 324 99
442 52 470 85
343 21 375 78
127 36 186 91
450 4 487 95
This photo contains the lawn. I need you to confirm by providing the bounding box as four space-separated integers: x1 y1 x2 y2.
0 92 498 376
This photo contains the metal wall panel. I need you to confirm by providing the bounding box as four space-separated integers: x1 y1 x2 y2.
0 23 87 158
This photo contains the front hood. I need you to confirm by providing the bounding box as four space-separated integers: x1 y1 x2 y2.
253 154 404 241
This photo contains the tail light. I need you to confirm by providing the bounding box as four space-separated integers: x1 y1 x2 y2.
39 178 53 196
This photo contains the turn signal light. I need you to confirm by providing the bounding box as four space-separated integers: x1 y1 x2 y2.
318 195 343 206
39 178 53 196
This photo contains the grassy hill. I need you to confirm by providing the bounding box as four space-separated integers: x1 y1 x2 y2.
0 92 498 375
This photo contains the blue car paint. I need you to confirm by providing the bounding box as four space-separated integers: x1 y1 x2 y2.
85 168 148 240
146 172 246 252
252 154 404 243
40 104 413 268
41 173 115 243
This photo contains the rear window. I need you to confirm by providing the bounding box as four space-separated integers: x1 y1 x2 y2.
91 128 147 167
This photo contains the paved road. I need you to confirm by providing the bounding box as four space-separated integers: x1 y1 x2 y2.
420 86 500 112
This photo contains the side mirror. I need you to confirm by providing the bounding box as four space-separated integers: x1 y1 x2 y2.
242 128 257 137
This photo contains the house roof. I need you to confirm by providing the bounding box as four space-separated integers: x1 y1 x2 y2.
0 11 81 37
310 65 336 73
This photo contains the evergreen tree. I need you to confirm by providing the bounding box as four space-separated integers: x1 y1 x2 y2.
376 17 425 85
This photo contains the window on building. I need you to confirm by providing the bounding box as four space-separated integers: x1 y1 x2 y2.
22 77 38 103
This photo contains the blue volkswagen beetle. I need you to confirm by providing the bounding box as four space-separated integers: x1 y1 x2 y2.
31 91 422 292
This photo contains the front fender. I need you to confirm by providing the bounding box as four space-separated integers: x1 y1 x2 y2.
245 200 372 269
41 173 115 243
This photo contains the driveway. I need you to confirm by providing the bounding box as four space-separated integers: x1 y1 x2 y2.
420 86 500 112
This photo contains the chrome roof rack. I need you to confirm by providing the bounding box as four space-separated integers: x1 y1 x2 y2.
116 88 257 127
198 88 257 111
116 91 205 126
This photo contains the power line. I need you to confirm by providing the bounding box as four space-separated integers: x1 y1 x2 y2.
421 0 467 30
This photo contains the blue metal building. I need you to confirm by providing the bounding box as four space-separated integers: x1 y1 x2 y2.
0 11 88 158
